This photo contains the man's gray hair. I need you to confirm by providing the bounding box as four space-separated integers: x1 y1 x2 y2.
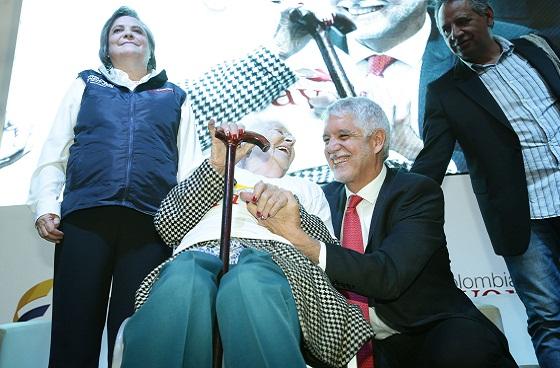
325 97 391 159
99 6 157 70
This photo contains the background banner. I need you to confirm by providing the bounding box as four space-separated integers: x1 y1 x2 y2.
2 1 558 366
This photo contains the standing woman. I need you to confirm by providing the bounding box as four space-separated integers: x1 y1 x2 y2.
28 7 194 367
27 6 298 367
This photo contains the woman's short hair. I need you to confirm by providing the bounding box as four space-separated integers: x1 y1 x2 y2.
98 6 156 70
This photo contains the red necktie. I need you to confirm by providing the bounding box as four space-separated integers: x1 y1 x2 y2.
342 195 374 368
368 55 396 77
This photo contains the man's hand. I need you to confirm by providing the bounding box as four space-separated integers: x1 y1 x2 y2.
272 1 335 59
240 181 295 221
35 213 64 244
208 119 255 176
240 182 321 263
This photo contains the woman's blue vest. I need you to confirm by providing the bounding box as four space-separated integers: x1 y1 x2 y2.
61 69 186 218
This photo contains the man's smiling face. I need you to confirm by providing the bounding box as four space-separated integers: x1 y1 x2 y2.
335 0 427 44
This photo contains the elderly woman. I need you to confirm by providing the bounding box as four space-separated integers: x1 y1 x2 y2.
117 113 374 368
27 6 300 367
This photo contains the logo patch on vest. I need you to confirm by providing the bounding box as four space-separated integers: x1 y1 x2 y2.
86 75 114 89
152 87 173 93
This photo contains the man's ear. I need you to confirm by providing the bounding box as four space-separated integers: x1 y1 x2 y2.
371 129 386 155
486 6 495 28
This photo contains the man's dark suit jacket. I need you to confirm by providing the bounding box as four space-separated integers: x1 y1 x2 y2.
412 36 560 257
417 10 532 133
322 167 498 334
417 11 531 171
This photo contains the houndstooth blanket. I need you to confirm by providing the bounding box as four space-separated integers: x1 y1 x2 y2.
135 160 374 367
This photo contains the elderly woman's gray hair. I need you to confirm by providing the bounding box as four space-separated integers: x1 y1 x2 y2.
325 97 391 159
99 6 157 70
237 108 287 135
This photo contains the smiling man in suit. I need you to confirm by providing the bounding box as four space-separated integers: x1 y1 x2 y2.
259 96 517 367
411 0 560 366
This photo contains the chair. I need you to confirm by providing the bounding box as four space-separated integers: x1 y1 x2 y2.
476 303 504 332
0 319 51 368
475 304 540 368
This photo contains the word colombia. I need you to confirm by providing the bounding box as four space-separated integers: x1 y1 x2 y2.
454 272 516 298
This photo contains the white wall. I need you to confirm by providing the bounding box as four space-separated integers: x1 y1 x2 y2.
0 205 52 322
0 0 23 144
442 175 537 365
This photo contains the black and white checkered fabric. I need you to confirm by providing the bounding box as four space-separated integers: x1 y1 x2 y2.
137 159 374 367
153 160 224 248
289 165 334 184
288 159 410 185
183 47 297 151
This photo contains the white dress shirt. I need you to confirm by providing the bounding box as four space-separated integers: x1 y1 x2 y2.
347 14 431 140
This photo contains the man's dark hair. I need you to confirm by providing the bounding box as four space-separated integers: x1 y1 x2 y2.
434 0 492 17
433 0 494 28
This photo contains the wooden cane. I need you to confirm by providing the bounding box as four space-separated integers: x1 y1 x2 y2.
212 127 270 368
